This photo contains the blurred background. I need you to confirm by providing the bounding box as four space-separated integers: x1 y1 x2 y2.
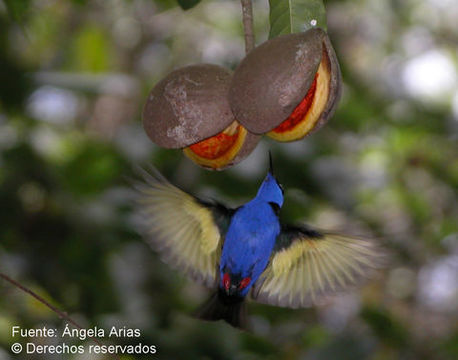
0 0 457 359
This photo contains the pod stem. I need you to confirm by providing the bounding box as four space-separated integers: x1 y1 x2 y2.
0 271 120 360
241 0 255 53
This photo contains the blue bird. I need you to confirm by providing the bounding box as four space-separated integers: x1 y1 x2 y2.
135 158 383 329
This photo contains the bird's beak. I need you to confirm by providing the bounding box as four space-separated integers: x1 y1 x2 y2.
268 151 274 175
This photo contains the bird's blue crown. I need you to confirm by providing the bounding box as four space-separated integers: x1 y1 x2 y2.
255 171 284 207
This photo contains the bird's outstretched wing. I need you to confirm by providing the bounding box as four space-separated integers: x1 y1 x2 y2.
134 167 233 288
251 224 385 308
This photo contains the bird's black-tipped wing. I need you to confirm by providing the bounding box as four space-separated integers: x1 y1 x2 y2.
134 167 234 288
251 224 385 308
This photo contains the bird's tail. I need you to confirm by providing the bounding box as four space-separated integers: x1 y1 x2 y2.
194 289 247 329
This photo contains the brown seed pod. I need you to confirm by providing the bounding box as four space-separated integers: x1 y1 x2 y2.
229 28 342 142
143 64 260 170
182 121 259 170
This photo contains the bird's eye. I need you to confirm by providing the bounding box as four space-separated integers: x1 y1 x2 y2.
269 202 280 215
238 277 251 290
277 181 284 195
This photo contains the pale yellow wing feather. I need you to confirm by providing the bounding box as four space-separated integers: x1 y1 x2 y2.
135 168 225 288
252 230 384 308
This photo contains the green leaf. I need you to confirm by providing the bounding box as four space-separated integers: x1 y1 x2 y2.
177 0 201 10
268 0 327 39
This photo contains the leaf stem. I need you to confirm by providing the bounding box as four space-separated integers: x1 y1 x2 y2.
240 0 255 53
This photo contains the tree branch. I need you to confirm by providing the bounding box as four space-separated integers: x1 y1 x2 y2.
0 272 120 360
241 0 255 53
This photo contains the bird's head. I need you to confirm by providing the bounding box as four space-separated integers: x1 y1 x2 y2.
255 153 284 208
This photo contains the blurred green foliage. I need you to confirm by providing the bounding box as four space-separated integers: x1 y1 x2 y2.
177 0 202 11
2 0 32 23
0 0 457 359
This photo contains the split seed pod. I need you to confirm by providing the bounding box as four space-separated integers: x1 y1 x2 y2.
143 64 260 170
229 28 342 142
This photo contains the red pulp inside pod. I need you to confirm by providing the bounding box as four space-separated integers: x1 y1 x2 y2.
272 74 318 133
